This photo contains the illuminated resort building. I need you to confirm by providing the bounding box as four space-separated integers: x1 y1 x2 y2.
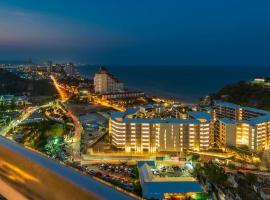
93 67 144 99
109 108 212 153
214 102 270 152
110 102 270 153
94 67 124 94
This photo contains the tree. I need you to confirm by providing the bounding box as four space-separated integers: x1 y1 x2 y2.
227 163 237 170
204 162 228 186
245 173 257 185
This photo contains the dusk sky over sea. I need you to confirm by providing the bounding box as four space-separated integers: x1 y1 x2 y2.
1 0 270 65
2 2 270 199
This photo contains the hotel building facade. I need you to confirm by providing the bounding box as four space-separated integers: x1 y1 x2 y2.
109 108 212 153
110 102 270 153
214 102 270 152
93 67 144 99
94 67 124 94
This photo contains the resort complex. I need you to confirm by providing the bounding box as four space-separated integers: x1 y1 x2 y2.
110 102 270 153
1 1 270 199
214 102 270 152
110 107 212 153
2 63 270 200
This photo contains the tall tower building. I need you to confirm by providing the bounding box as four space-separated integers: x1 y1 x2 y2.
47 61 53 73
64 63 75 76
94 67 124 94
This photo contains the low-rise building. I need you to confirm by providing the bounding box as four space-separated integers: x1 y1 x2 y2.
100 90 144 100
137 161 202 200
0 95 27 107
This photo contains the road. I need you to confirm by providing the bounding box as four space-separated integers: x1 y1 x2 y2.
0 103 53 137
0 77 137 199
66 109 83 160
50 75 70 100
86 93 125 111
50 75 83 160
50 75 124 159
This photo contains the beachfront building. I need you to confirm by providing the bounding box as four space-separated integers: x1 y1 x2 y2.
100 90 144 100
94 67 124 94
214 102 270 152
109 108 211 153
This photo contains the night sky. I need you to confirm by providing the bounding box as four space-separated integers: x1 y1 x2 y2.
0 0 270 65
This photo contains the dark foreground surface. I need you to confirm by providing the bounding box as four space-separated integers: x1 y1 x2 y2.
0 136 135 200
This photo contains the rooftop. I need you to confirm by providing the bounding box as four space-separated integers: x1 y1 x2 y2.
137 161 201 200
215 101 241 109
215 101 270 125
242 106 270 115
111 108 210 124
188 111 212 123
219 118 236 124
111 107 139 119
95 66 122 83
96 66 108 74
245 114 270 126
122 118 202 124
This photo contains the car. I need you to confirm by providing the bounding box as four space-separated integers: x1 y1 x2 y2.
81 165 88 171
124 184 134 191
96 172 102 177
88 169 96 175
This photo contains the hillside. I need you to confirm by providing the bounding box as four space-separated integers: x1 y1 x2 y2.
211 81 270 110
0 69 56 96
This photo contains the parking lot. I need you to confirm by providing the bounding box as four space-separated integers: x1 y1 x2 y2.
68 162 140 194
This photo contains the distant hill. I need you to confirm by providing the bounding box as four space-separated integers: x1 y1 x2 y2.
211 81 270 110
0 69 56 96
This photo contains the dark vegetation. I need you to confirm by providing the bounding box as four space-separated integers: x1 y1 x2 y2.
17 120 65 151
203 162 228 186
0 69 56 96
212 81 270 110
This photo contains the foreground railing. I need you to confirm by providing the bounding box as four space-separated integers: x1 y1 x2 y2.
0 136 135 200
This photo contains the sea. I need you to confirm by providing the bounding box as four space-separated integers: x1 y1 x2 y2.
76 65 270 103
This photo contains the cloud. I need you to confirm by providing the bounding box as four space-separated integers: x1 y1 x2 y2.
0 7 130 50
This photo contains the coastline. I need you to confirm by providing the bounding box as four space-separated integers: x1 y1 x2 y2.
76 65 270 104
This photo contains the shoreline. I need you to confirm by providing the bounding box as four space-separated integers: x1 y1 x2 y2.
76 70 201 105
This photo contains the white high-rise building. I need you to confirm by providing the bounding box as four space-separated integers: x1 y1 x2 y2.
94 67 124 94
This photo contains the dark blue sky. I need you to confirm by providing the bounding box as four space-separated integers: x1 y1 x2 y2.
0 0 270 65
